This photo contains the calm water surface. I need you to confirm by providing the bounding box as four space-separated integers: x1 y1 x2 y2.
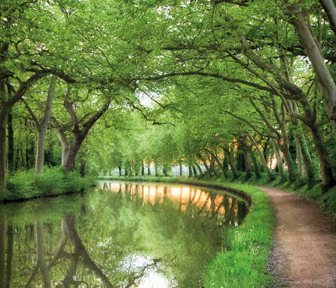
0 181 248 288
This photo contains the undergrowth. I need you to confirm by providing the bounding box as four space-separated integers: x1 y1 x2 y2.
1 167 96 202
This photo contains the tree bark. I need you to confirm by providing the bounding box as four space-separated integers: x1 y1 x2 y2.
192 165 197 176
299 100 336 191
64 135 85 172
7 109 13 173
309 124 335 191
300 135 316 188
147 162 151 175
56 129 69 167
249 135 273 179
198 154 212 176
225 146 238 178
35 76 57 174
195 163 203 176
278 137 297 183
63 101 110 172
188 165 193 178
141 160 145 176
0 81 7 192
319 0 336 36
250 150 261 178
208 149 227 178
287 4 336 128
272 139 287 183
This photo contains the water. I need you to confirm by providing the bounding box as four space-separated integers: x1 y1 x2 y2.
0 181 248 288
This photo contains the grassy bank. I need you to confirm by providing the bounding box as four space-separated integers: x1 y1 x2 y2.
1 167 96 203
216 173 336 222
100 176 275 288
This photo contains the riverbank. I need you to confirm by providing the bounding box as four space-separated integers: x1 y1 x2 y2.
0 167 96 203
100 176 275 288
220 174 336 222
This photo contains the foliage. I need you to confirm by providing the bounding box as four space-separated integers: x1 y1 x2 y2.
4 167 95 202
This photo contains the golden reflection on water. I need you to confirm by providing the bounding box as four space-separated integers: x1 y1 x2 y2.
98 181 246 226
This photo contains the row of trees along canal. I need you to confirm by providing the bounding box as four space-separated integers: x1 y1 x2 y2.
1 0 336 194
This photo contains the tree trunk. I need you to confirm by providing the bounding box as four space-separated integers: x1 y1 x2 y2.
298 134 316 188
0 73 46 190
225 147 238 178
300 102 336 191
294 135 304 176
209 150 227 178
63 100 110 172
56 129 69 167
310 124 335 191
243 146 252 179
195 163 203 176
147 162 151 175
7 109 13 173
192 165 197 176
319 0 336 36
250 150 261 178
35 76 57 174
278 137 297 183
249 136 273 179
272 139 287 183
198 154 212 176
0 81 8 192
287 4 336 128
179 161 183 176
64 135 85 172
0 122 7 193
188 165 193 178
141 160 145 176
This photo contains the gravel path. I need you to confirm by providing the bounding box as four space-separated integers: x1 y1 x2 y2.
259 186 336 288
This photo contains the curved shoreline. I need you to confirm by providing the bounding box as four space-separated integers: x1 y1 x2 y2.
99 176 275 287
99 176 252 207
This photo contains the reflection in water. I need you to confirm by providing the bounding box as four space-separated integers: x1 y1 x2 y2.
0 182 248 288
99 181 248 226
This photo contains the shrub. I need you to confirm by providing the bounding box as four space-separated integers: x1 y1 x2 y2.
34 167 66 196
4 167 96 202
7 170 39 199
320 187 336 221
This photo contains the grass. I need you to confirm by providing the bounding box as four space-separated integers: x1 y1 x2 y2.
1 167 96 203
187 171 336 221
100 175 275 288
202 183 274 288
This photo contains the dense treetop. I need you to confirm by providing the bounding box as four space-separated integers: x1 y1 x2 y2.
1 0 336 194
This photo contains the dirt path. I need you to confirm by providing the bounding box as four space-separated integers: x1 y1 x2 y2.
259 187 336 288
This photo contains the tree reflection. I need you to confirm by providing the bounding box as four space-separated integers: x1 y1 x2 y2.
98 181 248 226
0 182 248 288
